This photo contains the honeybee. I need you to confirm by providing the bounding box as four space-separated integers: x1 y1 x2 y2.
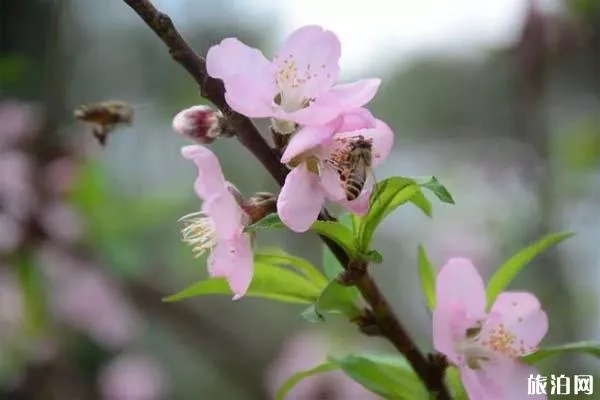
74 101 134 146
326 135 374 201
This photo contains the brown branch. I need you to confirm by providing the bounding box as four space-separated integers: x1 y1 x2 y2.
122 0 288 184
120 1 450 398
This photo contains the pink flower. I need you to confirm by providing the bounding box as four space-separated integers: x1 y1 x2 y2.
180 145 254 300
277 109 394 232
99 353 167 400
433 258 548 400
206 25 381 133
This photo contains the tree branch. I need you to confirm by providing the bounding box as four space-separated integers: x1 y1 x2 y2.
120 1 450 398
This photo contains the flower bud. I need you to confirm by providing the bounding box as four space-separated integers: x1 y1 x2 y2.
172 105 234 144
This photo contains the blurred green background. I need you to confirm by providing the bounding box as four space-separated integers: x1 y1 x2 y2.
0 0 599 398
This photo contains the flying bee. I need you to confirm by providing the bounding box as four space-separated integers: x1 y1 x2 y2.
74 100 134 146
326 135 375 201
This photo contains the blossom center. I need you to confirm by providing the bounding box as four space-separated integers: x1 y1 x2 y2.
179 212 217 258
273 54 315 113
456 321 532 370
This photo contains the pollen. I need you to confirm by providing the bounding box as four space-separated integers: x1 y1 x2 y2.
479 323 521 358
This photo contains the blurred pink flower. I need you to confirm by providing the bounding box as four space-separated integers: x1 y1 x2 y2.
0 214 24 253
180 145 254 300
99 353 166 400
0 101 39 149
0 151 37 220
44 157 78 196
38 246 139 349
266 330 378 399
433 258 548 400
206 25 380 133
277 109 394 232
40 202 84 244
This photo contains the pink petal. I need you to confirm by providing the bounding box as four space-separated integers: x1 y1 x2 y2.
319 163 345 202
207 38 276 117
277 164 325 232
282 95 343 126
181 145 227 200
330 78 381 109
433 300 469 364
223 75 275 118
275 26 341 98
207 241 233 278
337 108 376 132
487 292 548 355
334 119 395 167
320 163 372 215
465 355 546 400
227 234 254 300
280 124 336 164
436 258 486 320
207 235 254 300
460 367 492 400
203 190 244 240
206 38 270 82
338 189 371 216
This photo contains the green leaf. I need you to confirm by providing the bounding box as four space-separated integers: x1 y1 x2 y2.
417 245 436 311
275 361 339 400
164 261 321 304
254 247 328 288
522 341 600 364
332 354 428 400
311 220 358 259
410 190 433 217
322 244 343 280
315 280 362 319
358 177 423 252
445 367 469 400
486 231 574 307
338 212 358 234
416 176 455 204
243 213 284 232
301 278 362 323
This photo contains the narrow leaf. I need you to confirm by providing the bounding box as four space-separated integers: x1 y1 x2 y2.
417 245 436 311
254 247 328 288
311 220 358 259
522 341 600 364
315 280 362 319
358 177 422 252
243 213 284 232
164 261 321 304
332 354 428 400
410 190 433 217
486 231 574 307
275 361 339 400
418 176 455 204
322 244 343 280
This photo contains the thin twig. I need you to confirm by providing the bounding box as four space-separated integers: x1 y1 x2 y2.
120 1 450 398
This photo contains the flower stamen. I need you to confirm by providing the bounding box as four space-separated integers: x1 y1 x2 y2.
179 212 217 258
